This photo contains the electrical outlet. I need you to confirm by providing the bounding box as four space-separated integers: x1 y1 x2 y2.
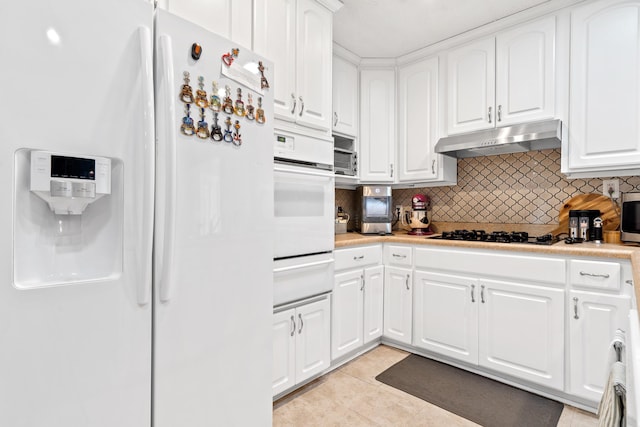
603 179 620 199
395 205 402 218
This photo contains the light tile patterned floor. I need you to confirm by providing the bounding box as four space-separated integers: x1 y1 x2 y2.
273 345 599 426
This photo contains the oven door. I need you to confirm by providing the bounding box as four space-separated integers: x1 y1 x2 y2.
274 163 335 259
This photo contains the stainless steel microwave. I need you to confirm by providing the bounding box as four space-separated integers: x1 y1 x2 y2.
621 192 640 242
334 148 357 176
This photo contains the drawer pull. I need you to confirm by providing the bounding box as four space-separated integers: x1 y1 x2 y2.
354 255 364 261
626 280 634 286
392 253 407 259
471 284 475 303
573 297 579 319
579 271 610 279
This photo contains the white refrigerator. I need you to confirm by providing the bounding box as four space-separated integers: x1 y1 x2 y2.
0 1 274 426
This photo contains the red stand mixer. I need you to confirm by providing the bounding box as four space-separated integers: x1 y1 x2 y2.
401 194 433 235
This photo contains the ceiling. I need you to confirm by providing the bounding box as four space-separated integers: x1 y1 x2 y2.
333 0 555 58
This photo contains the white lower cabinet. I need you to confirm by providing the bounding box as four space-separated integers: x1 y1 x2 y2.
332 245 384 360
383 266 413 345
272 296 331 396
413 271 565 390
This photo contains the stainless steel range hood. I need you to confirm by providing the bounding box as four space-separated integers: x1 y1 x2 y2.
434 119 562 159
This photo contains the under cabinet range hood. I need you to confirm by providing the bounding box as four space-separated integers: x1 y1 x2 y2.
434 119 562 159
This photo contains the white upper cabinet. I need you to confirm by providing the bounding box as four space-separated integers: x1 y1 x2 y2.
565 0 640 177
254 0 333 133
397 56 456 185
332 54 359 137
446 16 556 135
160 0 253 48
447 37 496 135
359 68 396 182
495 16 556 126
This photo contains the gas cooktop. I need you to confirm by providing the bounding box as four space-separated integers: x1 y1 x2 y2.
432 230 559 245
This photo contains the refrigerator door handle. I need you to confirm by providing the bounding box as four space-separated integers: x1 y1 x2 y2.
156 34 178 303
137 26 154 306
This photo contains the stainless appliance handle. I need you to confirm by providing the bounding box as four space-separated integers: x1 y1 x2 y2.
488 106 492 123
290 315 296 337
273 258 334 273
573 297 579 319
298 313 304 334
579 271 610 279
405 274 410 290
157 34 178 303
480 285 485 303
291 93 296 114
299 96 304 116
471 284 475 303
360 274 364 291
137 26 154 306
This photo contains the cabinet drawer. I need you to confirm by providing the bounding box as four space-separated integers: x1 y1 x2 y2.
414 247 565 285
334 245 382 271
569 260 621 291
384 245 413 266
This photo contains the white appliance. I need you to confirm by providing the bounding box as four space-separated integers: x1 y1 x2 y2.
0 2 274 426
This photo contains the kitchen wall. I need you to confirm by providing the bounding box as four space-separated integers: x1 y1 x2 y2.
336 149 640 229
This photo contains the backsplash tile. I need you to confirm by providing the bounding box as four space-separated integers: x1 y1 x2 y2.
337 149 640 226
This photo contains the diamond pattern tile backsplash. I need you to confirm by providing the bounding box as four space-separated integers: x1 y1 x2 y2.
336 149 640 226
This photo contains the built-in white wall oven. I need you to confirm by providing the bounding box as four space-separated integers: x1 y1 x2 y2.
273 158 335 306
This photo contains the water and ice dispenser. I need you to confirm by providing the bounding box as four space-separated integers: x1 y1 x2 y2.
13 149 122 289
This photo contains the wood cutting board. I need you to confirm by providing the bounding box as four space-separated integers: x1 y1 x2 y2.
551 194 620 236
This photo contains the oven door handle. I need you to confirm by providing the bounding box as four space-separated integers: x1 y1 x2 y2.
274 165 334 178
273 258 335 273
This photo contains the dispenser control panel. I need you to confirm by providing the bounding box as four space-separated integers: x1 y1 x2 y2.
30 151 111 214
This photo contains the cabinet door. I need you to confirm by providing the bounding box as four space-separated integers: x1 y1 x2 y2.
495 16 556 126
363 265 384 344
331 270 364 360
568 0 640 171
359 69 396 182
296 0 333 131
254 0 297 122
383 266 413 345
413 271 479 364
332 55 359 136
273 309 296 396
397 56 440 182
446 37 495 135
295 298 331 384
569 291 631 402
478 279 564 390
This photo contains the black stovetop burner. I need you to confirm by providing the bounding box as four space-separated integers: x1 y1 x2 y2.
435 230 558 245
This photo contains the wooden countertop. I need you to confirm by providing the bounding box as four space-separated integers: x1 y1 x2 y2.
335 231 640 306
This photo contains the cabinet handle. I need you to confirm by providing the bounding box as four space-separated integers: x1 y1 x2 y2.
299 96 304 116
390 163 394 178
298 313 304 334
573 297 579 319
290 315 296 337
392 253 407 259
626 280 634 286
334 111 338 126
353 255 364 261
497 105 502 122
360 274 365 291
579 271 610 279
480 285 485 303
431 159 436 174
471 284 475 303
488 106 492 123
291 93 296 114
405 274 410 290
